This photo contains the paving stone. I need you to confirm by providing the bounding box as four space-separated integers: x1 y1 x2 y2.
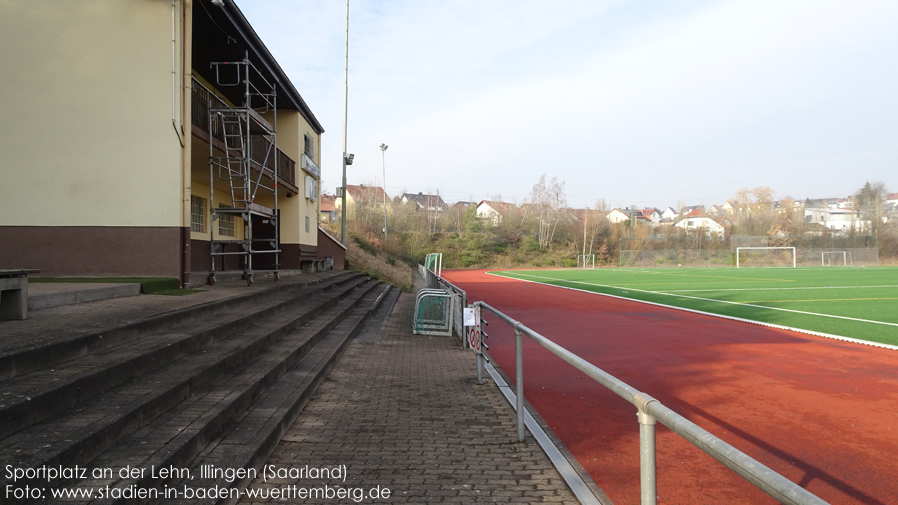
238 280 579 504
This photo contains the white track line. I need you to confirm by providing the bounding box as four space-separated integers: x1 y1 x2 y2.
663 285 898 293
487 271 898 351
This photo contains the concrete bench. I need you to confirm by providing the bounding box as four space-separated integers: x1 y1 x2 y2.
0 269 40 320
301 258 331 274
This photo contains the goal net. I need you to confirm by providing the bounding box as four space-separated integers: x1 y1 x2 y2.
577 254 595 269
423 253 442 276
736 247 796 268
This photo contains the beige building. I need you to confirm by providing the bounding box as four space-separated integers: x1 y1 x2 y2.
0 0 326 286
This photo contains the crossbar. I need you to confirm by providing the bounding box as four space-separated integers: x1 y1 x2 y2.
736 247 796 268
474 300 828 505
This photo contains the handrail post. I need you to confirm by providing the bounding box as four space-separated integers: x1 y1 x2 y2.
637 407 657 505
514 326 524 442
476 352 484 385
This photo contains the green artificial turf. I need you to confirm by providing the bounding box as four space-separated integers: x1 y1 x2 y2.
492 266 898 346
30 277 202 296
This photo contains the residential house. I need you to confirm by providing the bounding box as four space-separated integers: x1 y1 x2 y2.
319 194 338 223
401 192 448 212
337 184 391 221
887 193 898 218
0 0 327 286
805 197 842 209
675 209 726 235
476 201 512 227
660 207 678 222
607 209 632 224
804 208 870 235
639 208 661 225
707 205 723 217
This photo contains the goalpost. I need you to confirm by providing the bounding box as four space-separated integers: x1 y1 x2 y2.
424 253 442 276
821 251 852 266
735 247 796 268
577 254 595 269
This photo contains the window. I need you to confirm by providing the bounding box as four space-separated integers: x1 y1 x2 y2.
304 134 315 158
218 204 235 237
304 175 319 202
191 195 206 233
305 216 310 233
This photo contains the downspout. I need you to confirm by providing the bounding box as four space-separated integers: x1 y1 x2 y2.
180 0 194 287
172 0 185 147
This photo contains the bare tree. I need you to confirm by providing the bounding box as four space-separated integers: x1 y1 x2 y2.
853 181 888 235
751 186 775 211
529 175 567 249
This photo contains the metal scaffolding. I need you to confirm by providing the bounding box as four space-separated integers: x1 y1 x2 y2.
207 52 279 286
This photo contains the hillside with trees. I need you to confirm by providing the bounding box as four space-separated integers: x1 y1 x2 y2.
326 177 897 270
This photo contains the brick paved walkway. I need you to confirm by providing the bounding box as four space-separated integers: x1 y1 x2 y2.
239 286 579 504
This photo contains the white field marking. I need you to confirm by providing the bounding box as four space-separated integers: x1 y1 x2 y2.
493 271 898 329
486 271 898 351
627 266 886 273
663 285 898 293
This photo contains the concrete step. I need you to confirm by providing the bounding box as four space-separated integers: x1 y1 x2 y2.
0 276 385 504
0 273 366 439
163 285 393 505
0 271 360 381
0 278 376 468
27 283 142 311
10 281 388 504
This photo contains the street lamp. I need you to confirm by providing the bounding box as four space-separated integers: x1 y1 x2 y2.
380 143 388 247
340 0 350 246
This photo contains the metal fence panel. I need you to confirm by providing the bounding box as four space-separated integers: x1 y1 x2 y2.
620 236 878 267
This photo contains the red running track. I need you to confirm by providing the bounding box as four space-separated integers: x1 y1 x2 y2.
443 270 898 505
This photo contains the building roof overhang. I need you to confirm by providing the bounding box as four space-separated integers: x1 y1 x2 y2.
193 0 324 134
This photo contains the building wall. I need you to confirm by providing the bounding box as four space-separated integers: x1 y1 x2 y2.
476 204 501 226
675 217 724 234
607 210 630 224
267 110 321 251
0 1 183 228
0 1 188 277
317 228 346 270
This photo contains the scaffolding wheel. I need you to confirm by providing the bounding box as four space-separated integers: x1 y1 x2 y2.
246 275 253 287
208 274 216 286
273 272 279 282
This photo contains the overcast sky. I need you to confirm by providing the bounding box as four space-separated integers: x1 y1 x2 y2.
236 0 897 210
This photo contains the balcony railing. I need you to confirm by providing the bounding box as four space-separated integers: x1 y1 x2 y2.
191 77 296 187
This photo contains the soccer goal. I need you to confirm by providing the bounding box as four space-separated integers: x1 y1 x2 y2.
577 254 596 269
424 253 442 276
735 247 796 268
821 251 852 266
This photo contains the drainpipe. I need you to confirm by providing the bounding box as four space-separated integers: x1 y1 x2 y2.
179 0 193 287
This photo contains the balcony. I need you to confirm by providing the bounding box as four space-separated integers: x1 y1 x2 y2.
191 78 296 189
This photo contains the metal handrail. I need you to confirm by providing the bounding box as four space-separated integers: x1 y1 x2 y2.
474 300 829 505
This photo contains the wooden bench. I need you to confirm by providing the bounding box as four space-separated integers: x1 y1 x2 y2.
0 269 40 320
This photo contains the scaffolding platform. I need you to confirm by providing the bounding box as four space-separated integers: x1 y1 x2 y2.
207 53 281 287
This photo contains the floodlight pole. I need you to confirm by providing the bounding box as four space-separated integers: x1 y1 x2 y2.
340 0 350 246
380 143 388 247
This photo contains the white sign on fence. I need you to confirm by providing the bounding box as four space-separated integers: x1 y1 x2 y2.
465 305 481 353
463 307 476 327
